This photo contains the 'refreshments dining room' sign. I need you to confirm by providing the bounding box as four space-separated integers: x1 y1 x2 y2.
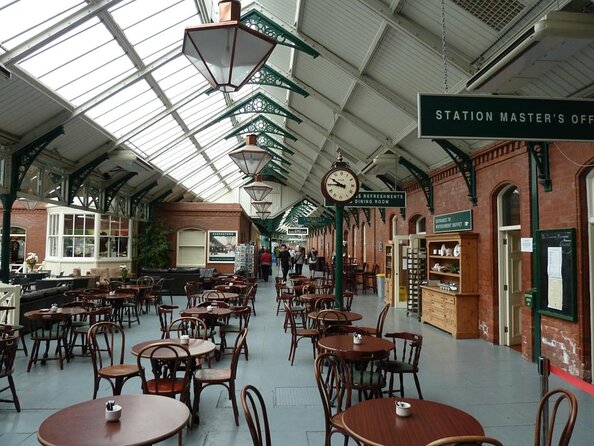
418 93 594 142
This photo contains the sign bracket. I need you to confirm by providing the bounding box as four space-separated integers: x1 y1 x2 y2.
526 141 552 192
399 158 434 214
433 139 477 206
362 208 371 226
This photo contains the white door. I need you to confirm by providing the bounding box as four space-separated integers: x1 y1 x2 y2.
500 230 522 346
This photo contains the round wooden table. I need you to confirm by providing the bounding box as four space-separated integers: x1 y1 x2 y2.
317 334 393 358
37 394 190 446
131 338 216 359
307 310 362 323
180 307 234 319
342 398 484 446
24 307 87 317
199 292 239 302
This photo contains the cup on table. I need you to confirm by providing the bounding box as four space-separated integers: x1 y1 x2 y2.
180 334 190 345
105 404 122 422
395 401 411 417
353 333 362 345
50 304 58 312
206 305 213 312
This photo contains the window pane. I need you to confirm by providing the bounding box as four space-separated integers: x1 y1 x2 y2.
501 186 520 226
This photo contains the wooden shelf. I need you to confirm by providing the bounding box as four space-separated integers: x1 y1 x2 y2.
428 271 460 278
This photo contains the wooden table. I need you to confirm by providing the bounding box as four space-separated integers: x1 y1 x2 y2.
37 394 190 446
180 307 234 319
317 334 393 358
342 398 484 446
131 338 216 359
24 307 87 318
307 310 362 323
199 292 239 303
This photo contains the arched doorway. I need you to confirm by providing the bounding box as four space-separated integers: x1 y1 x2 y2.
497 184 522 347
0 227 27 265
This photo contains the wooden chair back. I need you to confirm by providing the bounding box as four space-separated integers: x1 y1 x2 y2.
87 321 128 370
0 330 20 411
241 384 272 446
534 388 578 446
426 435 503 446
375 304 390 337
168 317 208 340
27 312 70 341
157 305 179 337
229 328 248 379
314 296 336 311
386 331 423 369
137 342 192 401
136 276 154 286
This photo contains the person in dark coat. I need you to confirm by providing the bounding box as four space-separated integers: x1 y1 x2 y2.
278 244 291 281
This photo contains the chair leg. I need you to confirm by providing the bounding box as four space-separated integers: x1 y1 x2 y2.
413 373 423 399
7 375 21 412
192 380 203 425
19 333 28 356
27 340 39 372
229 382 239 426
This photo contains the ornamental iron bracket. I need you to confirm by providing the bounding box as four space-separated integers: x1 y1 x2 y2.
225 115 297 141
350 208 360 228
130 181 158 217
362 208 371 226
433 139 477 206
217 92 302 123
526 141 552 192
257 133 295 155
148 189 172 219
379 207 386 224
11 126 64 192
377 174 405 219
241 10 320 58
102 172 137 213
398 157 433 214
67 152 109 204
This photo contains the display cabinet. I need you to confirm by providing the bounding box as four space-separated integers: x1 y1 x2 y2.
384 241 394 306
421 232 478 338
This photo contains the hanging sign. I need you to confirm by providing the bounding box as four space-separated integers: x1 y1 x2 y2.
434 210 473 233
418 93 594 142
325 191 406 208
297 216 332 226
287 227 309 236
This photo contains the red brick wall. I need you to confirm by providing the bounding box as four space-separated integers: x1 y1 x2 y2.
155 202 252 275
5 204 48 264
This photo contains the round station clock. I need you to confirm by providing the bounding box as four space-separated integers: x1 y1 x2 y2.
321 164 360 205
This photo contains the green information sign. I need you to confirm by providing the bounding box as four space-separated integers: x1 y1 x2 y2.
434 210 473 233
418 93 594 142
297 216 332 226
325 191 406 208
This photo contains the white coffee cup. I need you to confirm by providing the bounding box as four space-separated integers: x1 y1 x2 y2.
206 305 213 312
105 404 122 422
395 401 411 417
353 334 362 345
180 335 190 345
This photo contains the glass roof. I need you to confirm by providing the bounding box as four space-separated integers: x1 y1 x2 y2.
0 0 255 201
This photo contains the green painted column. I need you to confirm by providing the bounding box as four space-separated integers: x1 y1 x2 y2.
0 194 16 283
335 205 343 309
530 151 541 362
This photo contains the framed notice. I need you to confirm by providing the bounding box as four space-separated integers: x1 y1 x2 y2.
537 228 577 321
208 231 237 263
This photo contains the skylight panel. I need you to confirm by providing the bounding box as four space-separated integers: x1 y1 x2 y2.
128 115 184 157
152 140 197 171
0 0 82 49
177 91 227 129
152 57 209 103
169 156 206 180
195 119 233 149
205 138 237 160
190 171 220 195
85 79 165 138
111 0 198 64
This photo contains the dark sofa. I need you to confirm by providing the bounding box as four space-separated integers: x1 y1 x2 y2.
19 285 71 334
140 267 217 295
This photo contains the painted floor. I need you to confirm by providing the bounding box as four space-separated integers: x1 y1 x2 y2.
2 269 593 445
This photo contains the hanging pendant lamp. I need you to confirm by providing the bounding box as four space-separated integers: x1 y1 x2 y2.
182 0 277 92
244 179 272 201
251 200 272 213
256 211 270 219
229 134 273 176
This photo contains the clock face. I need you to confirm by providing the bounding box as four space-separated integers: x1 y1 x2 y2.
322 168 359 204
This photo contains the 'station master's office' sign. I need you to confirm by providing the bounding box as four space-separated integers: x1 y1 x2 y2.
418 93 594 142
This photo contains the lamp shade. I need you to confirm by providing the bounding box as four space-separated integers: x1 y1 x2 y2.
244 180 272 200
229 134 273 175
256 211 270 219
182 0 276 92
251 200 272 213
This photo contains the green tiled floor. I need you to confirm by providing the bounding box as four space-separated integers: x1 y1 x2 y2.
2 270 593 445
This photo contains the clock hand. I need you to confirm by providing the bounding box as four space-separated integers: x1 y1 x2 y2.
330 179 346 188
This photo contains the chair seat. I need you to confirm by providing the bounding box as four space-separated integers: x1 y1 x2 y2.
358 326 376 336
32 327 66 339
70 321 88 328
146 378 187 394
220 323 241 333
99 364 141 379
296 328 318 337
383 360 416 374
195 368 231 383
72 324 91 334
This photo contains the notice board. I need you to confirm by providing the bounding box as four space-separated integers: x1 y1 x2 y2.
537 228 576 321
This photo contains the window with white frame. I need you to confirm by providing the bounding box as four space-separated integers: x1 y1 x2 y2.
178 228 206 266
100 215 129 258
48 214 59 257
63 214 95 258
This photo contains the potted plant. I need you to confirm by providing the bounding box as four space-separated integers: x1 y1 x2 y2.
24 252 38 273
134 220 172 270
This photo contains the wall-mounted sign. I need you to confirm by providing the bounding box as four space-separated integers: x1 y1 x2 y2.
287 227 309 236
325 191 406 208
418 93 594 142
297 216 332 226
208 231 237 263
434 210 472 233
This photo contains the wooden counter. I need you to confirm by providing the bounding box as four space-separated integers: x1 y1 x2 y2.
421 286 478 339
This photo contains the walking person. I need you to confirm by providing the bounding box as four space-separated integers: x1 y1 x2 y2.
308 247 318 279
278 244 291 282
259 248 273 282
294 246 305 275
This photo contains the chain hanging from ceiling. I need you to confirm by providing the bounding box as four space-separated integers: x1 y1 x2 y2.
441 0 449 93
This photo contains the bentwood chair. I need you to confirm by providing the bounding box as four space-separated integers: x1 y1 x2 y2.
27 312 70 372
168 316 211 368
358 304 390 337
314 352 360 446
0 305 28 356
220 306 251 359
284 303 318 366
193 328 248 425
382 331 424 399
534 388 578 446
158 304 180 339
0 328 20 411
426 436 503 446
241 384 272 446
87 321 141 399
